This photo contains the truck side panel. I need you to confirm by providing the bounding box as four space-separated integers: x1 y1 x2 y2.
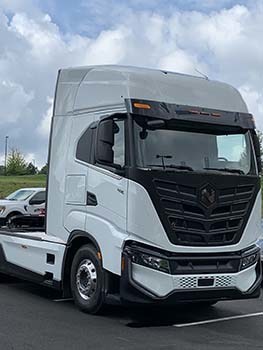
0 233 65 282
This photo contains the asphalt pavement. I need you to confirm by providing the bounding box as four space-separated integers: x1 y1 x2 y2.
0 275 262 350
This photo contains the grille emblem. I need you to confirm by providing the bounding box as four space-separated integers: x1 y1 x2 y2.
200 184 216 207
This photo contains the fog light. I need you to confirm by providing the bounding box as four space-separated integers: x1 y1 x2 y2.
241 253 258 270
131 252 170 274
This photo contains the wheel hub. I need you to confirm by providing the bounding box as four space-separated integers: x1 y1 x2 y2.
76 259 97 300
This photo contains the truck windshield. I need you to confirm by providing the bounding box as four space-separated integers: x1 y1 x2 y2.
133 117 255 175
6 190 35 201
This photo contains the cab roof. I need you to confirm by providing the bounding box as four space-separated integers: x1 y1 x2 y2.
54 65 248 116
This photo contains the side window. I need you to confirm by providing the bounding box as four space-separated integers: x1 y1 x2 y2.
29 191 46 205
76 127 94 164
113 119 125 167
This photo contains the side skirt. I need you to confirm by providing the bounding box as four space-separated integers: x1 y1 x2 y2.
0 244 61 290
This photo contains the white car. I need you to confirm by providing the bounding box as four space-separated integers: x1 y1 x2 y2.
0 188 46 225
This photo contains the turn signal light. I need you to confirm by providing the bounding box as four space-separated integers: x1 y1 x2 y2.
133 102 151 109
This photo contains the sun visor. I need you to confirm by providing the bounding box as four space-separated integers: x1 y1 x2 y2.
125 99 255 130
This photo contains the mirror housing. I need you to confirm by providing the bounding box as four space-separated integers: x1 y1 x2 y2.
96 119 114 164
252 132 262 173
147 119 165 130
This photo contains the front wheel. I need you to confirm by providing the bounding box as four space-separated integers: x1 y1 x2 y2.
70 244 105 314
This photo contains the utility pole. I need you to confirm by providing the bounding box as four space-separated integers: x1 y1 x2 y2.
4 136 9 176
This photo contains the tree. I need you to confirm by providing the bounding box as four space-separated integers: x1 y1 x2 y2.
6 149 27 176
39 163 48 175
0 165 5 175
26 162 38 175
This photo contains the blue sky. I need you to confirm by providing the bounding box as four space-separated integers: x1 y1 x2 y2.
39 0 251 36
0 0 262 167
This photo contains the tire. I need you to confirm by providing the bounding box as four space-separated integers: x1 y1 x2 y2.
70 244 105 314
6 212 22 226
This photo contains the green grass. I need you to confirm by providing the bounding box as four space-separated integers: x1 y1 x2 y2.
0 175 47 199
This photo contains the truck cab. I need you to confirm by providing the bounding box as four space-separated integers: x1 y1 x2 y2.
0 66 261 313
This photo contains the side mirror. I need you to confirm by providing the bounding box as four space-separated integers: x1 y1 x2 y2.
147 119 165 130
252 133 262 173
96 119 114 164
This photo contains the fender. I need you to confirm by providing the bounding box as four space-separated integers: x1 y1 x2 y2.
67 230 101 251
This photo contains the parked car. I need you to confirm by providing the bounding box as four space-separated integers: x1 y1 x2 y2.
0 188 46 226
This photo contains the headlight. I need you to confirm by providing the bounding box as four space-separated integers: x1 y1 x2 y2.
131 251 170 274
241 252 259 270
0 206 6 214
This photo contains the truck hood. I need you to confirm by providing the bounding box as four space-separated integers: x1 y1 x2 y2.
0 200 24 206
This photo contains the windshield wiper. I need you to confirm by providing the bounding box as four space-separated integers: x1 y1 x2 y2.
203 167 245 175
167 164 194 171
146 164 194 171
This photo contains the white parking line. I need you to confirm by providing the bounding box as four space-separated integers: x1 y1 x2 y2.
174 312 263 328
53 298 73 302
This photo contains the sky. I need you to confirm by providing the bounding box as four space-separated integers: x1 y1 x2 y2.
0 0 263 168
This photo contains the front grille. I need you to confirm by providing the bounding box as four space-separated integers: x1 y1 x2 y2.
153 179 256 246
174 275 236 290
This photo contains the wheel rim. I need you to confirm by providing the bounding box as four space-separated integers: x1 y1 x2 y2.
76 259 97 300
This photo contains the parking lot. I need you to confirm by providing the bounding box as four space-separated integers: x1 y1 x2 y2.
0 276 262 350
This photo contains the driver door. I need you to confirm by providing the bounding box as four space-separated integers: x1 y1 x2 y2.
27 191 46 215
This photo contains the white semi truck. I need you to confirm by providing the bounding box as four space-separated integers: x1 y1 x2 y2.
0 66 262 314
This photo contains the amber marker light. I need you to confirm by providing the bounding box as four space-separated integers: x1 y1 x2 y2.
189 109 200 114
133 102 151 109
211 113 221 117
121 257 125 271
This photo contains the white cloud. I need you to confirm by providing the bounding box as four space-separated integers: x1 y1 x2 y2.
0 80 34 124
159 49 205 75
0 1 263 166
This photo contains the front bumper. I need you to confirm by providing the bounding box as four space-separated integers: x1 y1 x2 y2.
120 242 262 305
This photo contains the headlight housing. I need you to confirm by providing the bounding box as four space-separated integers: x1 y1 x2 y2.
0 206 6 214
241 252 259 270
256 239 263 260
130 251 170 274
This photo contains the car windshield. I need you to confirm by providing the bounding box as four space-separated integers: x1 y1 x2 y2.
133 117 255 175
6 190 35 201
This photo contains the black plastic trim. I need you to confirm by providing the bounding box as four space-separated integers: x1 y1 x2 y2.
66 230 101 251
124 241 260 275
125 98 255 129
86 191 98 206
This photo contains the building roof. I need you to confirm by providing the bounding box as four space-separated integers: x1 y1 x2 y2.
54 65 248 116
